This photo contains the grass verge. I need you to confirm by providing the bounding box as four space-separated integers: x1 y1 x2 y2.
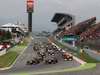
0 51 18 68
0 36 31 68
77 52 99 63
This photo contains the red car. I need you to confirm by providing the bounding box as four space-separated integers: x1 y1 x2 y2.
62 52 73 61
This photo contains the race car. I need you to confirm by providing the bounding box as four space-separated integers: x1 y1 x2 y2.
62 52 73 61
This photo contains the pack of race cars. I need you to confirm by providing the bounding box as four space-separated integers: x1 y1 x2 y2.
26 42 73 65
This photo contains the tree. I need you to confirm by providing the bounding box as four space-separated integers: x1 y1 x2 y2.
5 31 12 40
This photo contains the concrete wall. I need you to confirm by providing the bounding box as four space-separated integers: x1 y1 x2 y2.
0 49 6 56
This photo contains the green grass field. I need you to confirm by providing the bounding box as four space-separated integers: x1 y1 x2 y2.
0 44 26 68
0 51 18 68
78 52 99 63
0 36 31 68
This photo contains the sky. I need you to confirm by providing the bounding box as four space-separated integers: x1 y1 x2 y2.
0 0 100 32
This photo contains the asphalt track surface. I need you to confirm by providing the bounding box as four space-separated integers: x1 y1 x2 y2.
0 37 80 75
